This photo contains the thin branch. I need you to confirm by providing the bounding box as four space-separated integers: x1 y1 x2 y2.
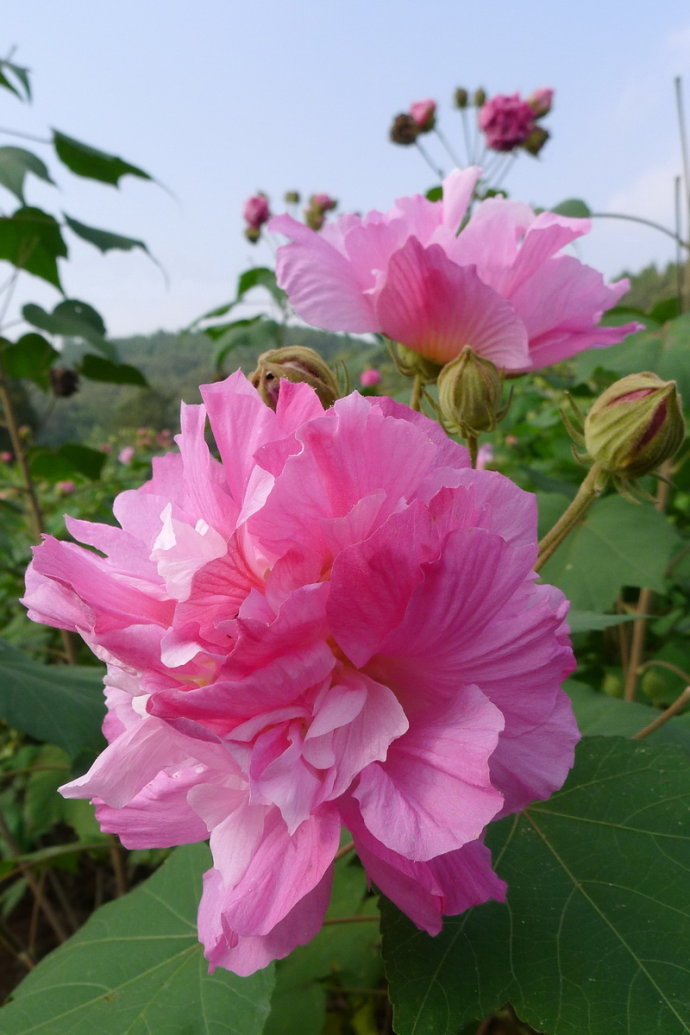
632 686 690 740
624 464 672 700
0 125 51 144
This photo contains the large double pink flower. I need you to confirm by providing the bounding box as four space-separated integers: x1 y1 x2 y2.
271 167 639 372
23 373 578 975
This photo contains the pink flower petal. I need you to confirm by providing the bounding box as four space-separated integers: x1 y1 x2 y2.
373 238 530 368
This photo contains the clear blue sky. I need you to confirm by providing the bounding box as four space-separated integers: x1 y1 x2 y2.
3 0 690 337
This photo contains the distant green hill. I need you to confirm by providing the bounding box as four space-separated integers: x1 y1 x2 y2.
35 324 389 446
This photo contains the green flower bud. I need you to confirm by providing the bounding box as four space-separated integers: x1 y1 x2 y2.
473 87 487 108
284 190 301 204
250 346 339 410
454 87 469 109
584 372 685 479
244 226 261 244
392 343 443 384
522 125 550 156
437 346 508 437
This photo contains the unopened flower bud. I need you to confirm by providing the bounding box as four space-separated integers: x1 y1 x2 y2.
437 346 508 436
584 372 685 480
522 125 550 156
473 87 487 107
284 190 301 204
250 346 339 410
393 343 442 384
244 226 261 244
527 87 554 118
454 87 469 109
390 113 419 145
50 367 79 397
409 99 437 132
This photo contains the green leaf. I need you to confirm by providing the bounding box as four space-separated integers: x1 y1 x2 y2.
62 213 149 257
425 185 443 202
0 639 105 759
0 60 31 101
568 610 637 633
383 737 690 1035
265 855 382 1035
0 147 55 203
566 679 690 754
236 266 286 307
540 494 680 611
30 443 107 482
551 198 591 218
79 353 148 387
1 333 59 389
22 299 113 357
51 130 152 186
1 843 275 1034
575 313 690 403
214 319 281 372
0 207 67 288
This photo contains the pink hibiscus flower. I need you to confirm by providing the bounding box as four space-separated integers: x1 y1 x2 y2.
23 373 578 975
270 167 640 372
478 93 536 151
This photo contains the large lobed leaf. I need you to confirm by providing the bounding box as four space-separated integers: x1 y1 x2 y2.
0 843 275 1034
0 207 67 288
51 131 152 187
575 312 690 405
382 737 690 1035
0 147 55 203
540 494 679 612
0 639 105 760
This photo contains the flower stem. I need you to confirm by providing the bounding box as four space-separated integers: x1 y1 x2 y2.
632 686 690 740
0 342 79 664
624 462 672 700
535 464 605 573
467 434 478 468
410 374 423 412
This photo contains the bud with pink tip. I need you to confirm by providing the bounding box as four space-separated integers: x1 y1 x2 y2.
243 193 271 231
409 99 437 132
527 88 554 118
360 368 382 388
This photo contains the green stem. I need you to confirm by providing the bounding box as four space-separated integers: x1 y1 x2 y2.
467 434 478 468
410 374 423 412
589 210 689 249
535 464 605 573
632 686 690 740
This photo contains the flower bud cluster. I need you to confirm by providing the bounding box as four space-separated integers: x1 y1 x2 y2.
304 193 338 231
478 89 553 155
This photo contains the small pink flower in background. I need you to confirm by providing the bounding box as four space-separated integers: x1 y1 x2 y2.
505 434 518 447
24 373 578 976
99 443 113 454
360 368 382 388
271 167 640 372
156 429 173 447
0 451 13 463
310 193 337 213
305 194 338 231
56 480 76 496
243 193 271 231
476 443 494 470
409 98 437 131
118 446 135 465
527 87 554 118
479 93 536 152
